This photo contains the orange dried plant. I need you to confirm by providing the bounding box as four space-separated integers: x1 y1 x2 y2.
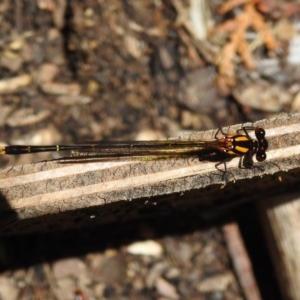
212 0 277 93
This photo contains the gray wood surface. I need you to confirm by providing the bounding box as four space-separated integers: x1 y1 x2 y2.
0 112 300 235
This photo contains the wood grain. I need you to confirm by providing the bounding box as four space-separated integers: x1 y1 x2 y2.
257 192 300 300
0 112 300 235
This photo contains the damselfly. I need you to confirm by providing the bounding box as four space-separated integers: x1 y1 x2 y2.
0 127 268 171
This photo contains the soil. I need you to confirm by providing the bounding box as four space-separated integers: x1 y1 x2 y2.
0 0 298 299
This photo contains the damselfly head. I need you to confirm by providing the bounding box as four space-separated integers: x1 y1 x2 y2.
260 138 268 151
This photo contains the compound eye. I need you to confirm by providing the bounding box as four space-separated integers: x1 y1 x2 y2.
256 149 266 162
255 128 265 140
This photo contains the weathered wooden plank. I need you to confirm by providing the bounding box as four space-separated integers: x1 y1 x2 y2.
0 112 300 235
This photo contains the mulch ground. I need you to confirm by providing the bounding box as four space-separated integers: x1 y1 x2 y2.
0 0 299 299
